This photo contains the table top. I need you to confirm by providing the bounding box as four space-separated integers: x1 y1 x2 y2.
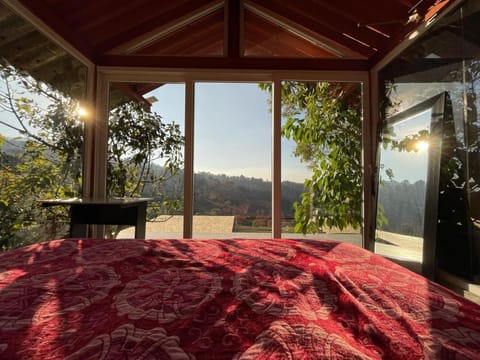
40 197 153 206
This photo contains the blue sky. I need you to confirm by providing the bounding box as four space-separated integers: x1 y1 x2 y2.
149 82 309 183
379 110 431 184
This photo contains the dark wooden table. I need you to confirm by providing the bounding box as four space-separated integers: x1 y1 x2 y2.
41 198 152 239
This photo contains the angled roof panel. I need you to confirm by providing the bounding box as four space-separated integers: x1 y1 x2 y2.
2 0 455 70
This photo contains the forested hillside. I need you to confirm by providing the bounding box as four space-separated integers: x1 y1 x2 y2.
2 139 428 233
146 167 305 218
377 180 426 236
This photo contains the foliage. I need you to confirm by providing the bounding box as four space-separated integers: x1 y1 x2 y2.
0 140 73 249
106 101 184 237
260 82 363 234
108 101 183 195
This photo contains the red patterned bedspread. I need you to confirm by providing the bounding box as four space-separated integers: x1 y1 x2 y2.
1 238 480 359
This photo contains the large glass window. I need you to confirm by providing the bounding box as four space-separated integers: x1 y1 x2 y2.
193 82 272 238
0 3 87 250
377 0 480 280
109 83 185 239
280 81 363 245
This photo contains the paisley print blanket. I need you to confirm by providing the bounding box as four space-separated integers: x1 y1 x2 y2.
1 238 480 359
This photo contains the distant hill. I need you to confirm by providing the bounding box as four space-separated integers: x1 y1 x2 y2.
2 137 429 231
377 179 426 236
0 137 26 166
144 168 306 218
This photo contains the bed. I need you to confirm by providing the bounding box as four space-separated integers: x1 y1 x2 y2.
1 238 480 359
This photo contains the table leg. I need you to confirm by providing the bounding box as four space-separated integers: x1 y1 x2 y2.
135 203 147 239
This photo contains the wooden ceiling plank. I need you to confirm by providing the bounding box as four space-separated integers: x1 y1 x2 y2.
139 26 223 56
369 0 457 68
42 0 85 17
72 0 153 33
93 0 221 55
106 1 223 55
134 11 223 56
244 14 335 58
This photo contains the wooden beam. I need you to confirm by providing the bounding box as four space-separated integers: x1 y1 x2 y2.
272 79 282 238
224 0 241 57
113 83 152 106
98 55 369 71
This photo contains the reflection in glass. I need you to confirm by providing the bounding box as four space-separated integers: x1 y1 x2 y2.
375 93 449 278
377 110 431 239
378 0 480 281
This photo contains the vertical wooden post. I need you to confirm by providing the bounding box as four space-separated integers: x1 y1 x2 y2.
224 0 242 58
272 79 282 238
183 80 195 238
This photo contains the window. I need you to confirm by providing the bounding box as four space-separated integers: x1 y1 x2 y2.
0 3 87 249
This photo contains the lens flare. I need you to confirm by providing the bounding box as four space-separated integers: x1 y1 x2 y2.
415 140 429 151
78 106 88 118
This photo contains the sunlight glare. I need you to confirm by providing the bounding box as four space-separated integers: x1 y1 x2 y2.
415 140 429 151
78 106 89 119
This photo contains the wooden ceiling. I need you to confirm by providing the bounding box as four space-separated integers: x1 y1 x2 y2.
5 0 453 71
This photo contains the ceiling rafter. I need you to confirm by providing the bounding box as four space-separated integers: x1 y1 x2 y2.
368 0 455 66
225 0 241 58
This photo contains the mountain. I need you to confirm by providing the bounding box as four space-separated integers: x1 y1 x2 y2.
377 179 426 236
145 168 306 218
0 137 27 166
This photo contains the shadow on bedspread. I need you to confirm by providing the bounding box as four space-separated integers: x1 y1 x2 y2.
1 238 480 359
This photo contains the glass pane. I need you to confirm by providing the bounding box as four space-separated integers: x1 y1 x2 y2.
0 3 87 250
280 81 363 246
378 0 480 280
375 110 431 266
109 83 185 239
193 82 271 238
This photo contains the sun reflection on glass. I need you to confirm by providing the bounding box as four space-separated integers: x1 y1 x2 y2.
78 106 88 118
415 140 429 151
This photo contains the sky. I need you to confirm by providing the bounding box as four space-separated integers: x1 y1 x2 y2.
0 80 310 183
2 79 432 185
148 82 310 183
379 109 431 184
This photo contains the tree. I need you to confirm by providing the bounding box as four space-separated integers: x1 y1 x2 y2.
260 82 362 234
0 63 184 249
